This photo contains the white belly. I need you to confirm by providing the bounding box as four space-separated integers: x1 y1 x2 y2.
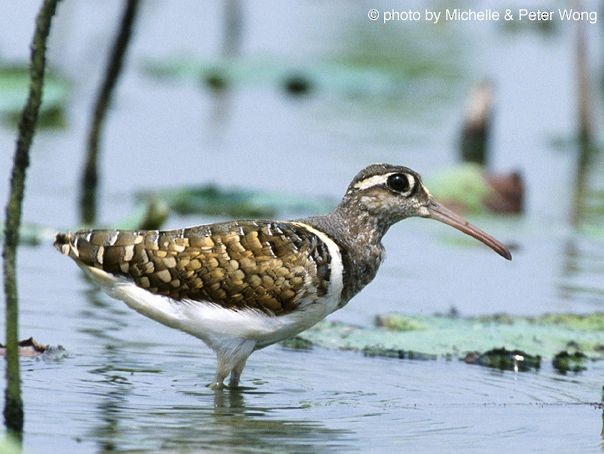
80 221 344 352
83 267 339 350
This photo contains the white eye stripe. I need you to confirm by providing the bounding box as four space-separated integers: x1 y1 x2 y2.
352 173 394 191
352 172 416 195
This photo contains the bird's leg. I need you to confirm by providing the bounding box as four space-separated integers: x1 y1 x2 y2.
228 357 248 388
207 355 231 389
208 339 255 390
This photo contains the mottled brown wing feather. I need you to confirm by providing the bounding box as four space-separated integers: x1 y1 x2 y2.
57 221 332 314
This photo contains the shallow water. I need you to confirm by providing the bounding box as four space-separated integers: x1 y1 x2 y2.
1 1 604 452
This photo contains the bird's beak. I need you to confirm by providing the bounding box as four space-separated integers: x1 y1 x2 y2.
423 199 512 260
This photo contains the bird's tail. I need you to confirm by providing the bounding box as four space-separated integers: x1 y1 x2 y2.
55 230 127 269
54 229 160 276
54 232 77 258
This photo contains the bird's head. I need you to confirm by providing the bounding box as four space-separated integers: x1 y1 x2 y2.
340 163 511 260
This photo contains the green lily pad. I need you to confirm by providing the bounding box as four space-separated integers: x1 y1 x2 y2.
375 313 427 331
464 348 541 372
362 346 437 361
0 435 21 454
137 184 337 218
425 164 494 214
296 312 604 367
534 313 604 332
114 196 170 231
144 56 403 97
280 336 313 351
16 223 57 246
4 196 169 247
0 64 70 128
552 350 588 374
143 44 464 107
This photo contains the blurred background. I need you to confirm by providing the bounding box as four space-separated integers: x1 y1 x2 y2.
1 1 603 452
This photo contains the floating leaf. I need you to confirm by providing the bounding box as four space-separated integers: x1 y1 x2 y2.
137 184 337 218
0 222 58 246
552 350 588 374
375 313 426 331
0 435 21 454
280 336 313 351
362 346 437 361
297 312 604 367
426 164 494 214
143 56 434 100
0 64 70 128
114 197 170 231
464 348 541 372
4 196 169 247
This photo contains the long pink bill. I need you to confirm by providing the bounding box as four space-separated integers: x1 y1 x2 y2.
425 200 512 260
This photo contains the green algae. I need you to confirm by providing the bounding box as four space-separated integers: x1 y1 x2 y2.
3 196 169 247
375 314 427 331
552 351 588 374
144 56 403 98
425 164 494 214
137 184 336 218
464 348 541 372
0 64 69 128
0 435 21 454
296 312 604 369
143 45 462 108
280 336 313 351
535 313 604 331
113 197 169 231
362 346 437 361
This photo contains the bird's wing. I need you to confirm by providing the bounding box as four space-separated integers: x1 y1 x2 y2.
55 220 333 314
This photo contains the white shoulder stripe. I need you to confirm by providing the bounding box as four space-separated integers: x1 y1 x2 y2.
291 222 344 315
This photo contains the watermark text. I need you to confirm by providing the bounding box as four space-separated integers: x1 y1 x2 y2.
367 8 598 25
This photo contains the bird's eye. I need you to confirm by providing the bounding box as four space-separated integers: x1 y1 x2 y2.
387 173 412 194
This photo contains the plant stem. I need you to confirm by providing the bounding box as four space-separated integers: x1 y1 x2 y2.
79 0 141 225
3 0 60 436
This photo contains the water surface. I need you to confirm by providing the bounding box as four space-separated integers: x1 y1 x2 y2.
1 1 603 452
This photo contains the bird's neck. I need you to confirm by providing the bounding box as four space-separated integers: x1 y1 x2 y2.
304 203 389 303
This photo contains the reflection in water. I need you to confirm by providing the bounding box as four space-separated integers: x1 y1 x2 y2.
158 388 353 452
559 239 580 303
77 280 352 451
89 354 133 453
601 384 604 448
79 286 133 453
213 386 243 409
203 0 242 137
558 149 604 308
206 90 234 138
571 0 596 226
559 238 604 305
15 1 602 449
556 0 604 314
89 384 353 451
569 139 598 227
222 0 243 58
558 12 601 302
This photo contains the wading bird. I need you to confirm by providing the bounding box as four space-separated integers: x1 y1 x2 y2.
56 164 511 388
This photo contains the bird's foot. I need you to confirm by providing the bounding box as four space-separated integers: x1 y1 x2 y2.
207 381 226 390
207 381 246 391
227 382 243 390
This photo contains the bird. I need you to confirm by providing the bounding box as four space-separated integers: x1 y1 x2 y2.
55 164 511 388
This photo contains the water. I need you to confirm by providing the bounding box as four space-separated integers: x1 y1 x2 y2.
1 1 604 452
